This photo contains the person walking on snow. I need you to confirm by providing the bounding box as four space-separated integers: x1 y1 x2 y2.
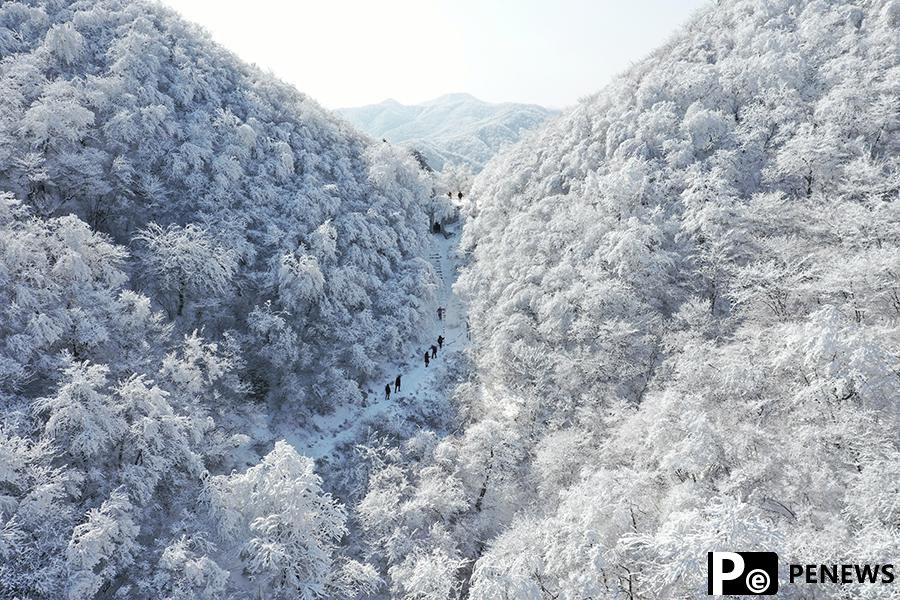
384 384 391 401
437 335 444 349
394 374 401 393
424 352 430 367
431 345 438 359
437 307 444 321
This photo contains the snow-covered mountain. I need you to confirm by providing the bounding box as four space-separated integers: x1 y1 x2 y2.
0 0 437 597
3 0 899 598
338 93 557 171
353 1 900 598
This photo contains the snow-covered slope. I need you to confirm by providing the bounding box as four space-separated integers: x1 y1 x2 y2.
338 93 557 171
0 0 439 405
353 1 900 598
0 0 437 597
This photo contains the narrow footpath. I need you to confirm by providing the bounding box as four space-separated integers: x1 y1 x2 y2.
278 227 468 462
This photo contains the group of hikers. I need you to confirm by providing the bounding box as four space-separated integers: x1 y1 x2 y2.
423 333 445 368
383 306 447 402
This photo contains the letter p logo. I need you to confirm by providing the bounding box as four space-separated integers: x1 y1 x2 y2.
709 552 745 595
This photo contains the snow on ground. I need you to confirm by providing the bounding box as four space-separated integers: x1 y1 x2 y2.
276 224 468 463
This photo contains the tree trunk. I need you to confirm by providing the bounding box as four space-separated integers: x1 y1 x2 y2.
176 282 186 317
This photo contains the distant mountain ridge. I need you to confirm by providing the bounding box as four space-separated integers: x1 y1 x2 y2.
338 93 557 171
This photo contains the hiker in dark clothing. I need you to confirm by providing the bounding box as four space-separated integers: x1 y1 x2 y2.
385 384 391 401
437 307 443 320
437 335 444 349
458 191 463 200
424 352 430 367
394 374 401 393
430 345 438 359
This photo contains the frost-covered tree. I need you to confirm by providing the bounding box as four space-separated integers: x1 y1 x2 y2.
151 536 230 600
135 223 237 318
66 489 139 599
205 441 350 599
34 361 123 461
277 251 326 308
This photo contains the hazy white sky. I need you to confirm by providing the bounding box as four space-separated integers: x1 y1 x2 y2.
158 0 709 110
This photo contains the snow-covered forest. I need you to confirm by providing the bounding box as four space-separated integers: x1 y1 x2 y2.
444 0 899 597
0 0 450 596
1 0 898 598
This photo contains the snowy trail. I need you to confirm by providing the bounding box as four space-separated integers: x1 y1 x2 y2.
277 228 467 463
